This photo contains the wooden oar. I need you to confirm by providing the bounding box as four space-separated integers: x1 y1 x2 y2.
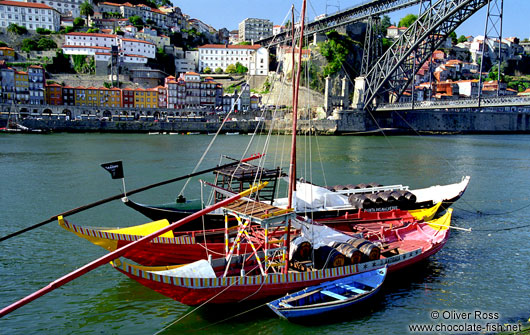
0 154 263 242
0 182 268 318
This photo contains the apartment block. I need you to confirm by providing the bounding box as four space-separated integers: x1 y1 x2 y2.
0 0 60 31
198 44 269 76
238 18 273 42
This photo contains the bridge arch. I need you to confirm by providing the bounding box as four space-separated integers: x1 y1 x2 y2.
361 0 489 110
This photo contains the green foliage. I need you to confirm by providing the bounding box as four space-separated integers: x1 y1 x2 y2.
225 64 237 74
65 26 75 34
80 1 94 25
448 31 457 45
21 38 38 52
0 41 7 47
103 12 123 18
129 15 144 29
398 14 417 28
154 48 175 75
458 35 468 44
238 41 251 45
319 30 354 77
146 19 155 26
103 82 112 89
203 67 212 74
380 15 392 34
46 50 74 74
382 37 392 51
37 37 57 50
36 28 52 35
72 55 95 74
87 28 100 33
235 62 248 74
215 67 223 74
7 24 27 35
73 17 85 27
21 36 57 52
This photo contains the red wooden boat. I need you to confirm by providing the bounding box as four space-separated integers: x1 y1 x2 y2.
110 206 453 306
58 202 439 266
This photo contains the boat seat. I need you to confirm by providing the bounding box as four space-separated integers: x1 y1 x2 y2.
338 284 368 294
279 301 293 308
321 290 347 300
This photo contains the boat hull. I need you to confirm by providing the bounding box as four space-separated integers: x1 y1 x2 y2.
111 210 452 306
267 268 386 320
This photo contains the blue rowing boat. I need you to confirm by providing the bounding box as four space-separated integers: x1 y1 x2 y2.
267 267 387 320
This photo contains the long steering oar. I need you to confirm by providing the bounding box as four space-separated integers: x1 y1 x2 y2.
0 154 263 243
0 182 267 318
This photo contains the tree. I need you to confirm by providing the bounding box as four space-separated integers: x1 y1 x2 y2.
215 67 223 74
37 37 57 50
80 1 94 27
7 23 27 35
73 17 85 27
381 15 392 33
129 15 144 30
458 35 468 44
21 38 38 52
398 14 417 28
235 62 248 74
225 64 237 74
203 67 212 74
448 31 457 45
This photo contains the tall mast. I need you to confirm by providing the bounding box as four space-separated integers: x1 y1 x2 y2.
287 0 306 209
284 0 306 274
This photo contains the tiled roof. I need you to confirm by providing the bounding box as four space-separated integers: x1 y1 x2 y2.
199 44 261 50
67 32 117 38
0 0 55 10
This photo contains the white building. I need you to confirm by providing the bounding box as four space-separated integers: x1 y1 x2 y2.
23 0 87 18
63 32 155 60
198 44 269 76
0 0 60 31
120 37 156 59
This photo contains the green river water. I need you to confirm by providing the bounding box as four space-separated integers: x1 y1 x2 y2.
0 133 529 334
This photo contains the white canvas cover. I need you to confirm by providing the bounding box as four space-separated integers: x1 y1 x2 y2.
149 259 216 278
273 181 350 210
294 218 354 249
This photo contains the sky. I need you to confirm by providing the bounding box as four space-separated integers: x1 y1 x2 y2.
175 0 530 39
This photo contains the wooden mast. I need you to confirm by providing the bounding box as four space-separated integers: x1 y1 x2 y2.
285 0 307 274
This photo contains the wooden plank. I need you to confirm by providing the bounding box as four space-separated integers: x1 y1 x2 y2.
339 284 367 294
321 290 347 300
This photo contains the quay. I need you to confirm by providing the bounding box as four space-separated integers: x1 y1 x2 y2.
3 102 530 135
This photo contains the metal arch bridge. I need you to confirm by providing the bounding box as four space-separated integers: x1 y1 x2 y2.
377 96 530 111
361 0 492 112
257 0 425 47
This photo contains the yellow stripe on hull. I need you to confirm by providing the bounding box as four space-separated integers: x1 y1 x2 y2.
58 216 172 252
427 208 453 231
409 202 442 221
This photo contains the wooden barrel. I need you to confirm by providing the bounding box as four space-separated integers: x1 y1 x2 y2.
346 238 381 261
314 246 346 269
366 193 384 206
333 185 349 191
348 194 373 208
379 191 397 205
329 242 362 264
404 191 417 203
290 236 312 261
390 191 407 203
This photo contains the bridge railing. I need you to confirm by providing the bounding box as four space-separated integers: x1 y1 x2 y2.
376 95 530 110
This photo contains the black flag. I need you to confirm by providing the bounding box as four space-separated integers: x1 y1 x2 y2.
101 161 124 179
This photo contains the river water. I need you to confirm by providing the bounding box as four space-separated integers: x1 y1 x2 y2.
1 133 529 334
